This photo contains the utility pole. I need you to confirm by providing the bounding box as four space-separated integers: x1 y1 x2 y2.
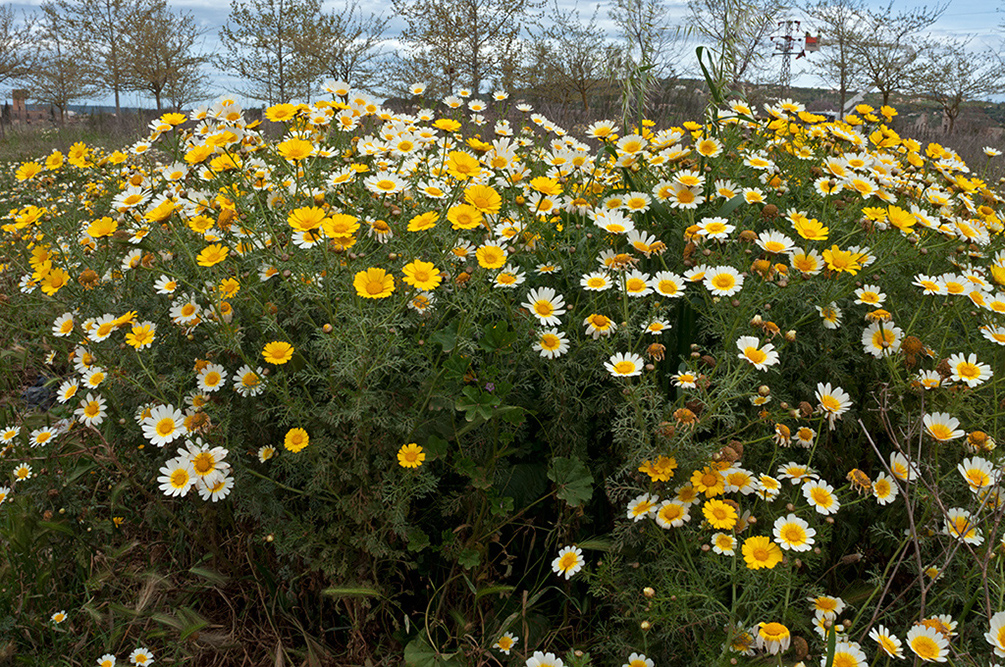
771 20 801 95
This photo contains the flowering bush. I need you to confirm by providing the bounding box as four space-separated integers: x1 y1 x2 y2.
3 85 1005 665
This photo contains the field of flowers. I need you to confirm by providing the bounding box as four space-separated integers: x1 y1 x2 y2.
2 81 1005 666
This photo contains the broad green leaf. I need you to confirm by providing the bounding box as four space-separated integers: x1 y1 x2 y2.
458 548 480 570
428 320 459 351
423 435 449 460
406 527 430 552
548 456 594 507
478 321 517 352
404 636 460 667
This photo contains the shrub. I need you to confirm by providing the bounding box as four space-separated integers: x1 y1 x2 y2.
2 91 1005 666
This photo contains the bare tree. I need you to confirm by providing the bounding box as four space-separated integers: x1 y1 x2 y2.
687 0 788 93
124 0 208 111
848 1 947 108
525 3 622 110
29 2 97 123
165 65 212 112
55 0 157 117
391 0 543 96
802 0 866 113
291 0 389 91
0 6 35 94
217 0 320 104
906 38 1002 135
609 0 687 122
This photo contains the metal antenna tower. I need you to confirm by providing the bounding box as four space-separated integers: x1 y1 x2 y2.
770 20 801 95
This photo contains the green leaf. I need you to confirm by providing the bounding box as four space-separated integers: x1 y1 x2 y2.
478 321 518 352
487 491 514 516
189 566 228 586
424 435 449 460
321 586 383 599
496 462 548 509
37 520 74 537
455 386 500 422
455 457 491 489
428 320 459 352
714 194 745 219
696 46 724 106
457 548 480 570
442 354 469 382
404 637 460 667
548 456 594 507
824 624 837 667
474 584 515 601
180 617 209 640
496 405 525 424
406 527 430 552
576 537 613 552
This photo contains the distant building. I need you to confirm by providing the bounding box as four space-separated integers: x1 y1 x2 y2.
7 89 54 126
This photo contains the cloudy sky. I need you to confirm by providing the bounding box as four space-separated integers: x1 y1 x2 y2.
8 0 1004 108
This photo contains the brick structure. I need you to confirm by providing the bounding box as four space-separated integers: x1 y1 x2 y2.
10 89 52 125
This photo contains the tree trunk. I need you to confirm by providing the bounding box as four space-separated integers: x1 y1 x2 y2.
945 109 956 135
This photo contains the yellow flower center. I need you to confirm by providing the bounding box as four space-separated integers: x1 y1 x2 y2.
192 452 215 475
929 424 953 440
744 347 767 364
811 488 832 506
833 653 857 667
613 361 636 375
957 362 980 380
156 418 176 437
540 334 561 350
967 470 989 487
170 469 189 488
661 505 682 521
781 525 805 543
911 636 939 660
658 280 678 294
712 274 735 290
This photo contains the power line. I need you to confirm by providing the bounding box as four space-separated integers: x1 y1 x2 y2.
771 20 803 94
